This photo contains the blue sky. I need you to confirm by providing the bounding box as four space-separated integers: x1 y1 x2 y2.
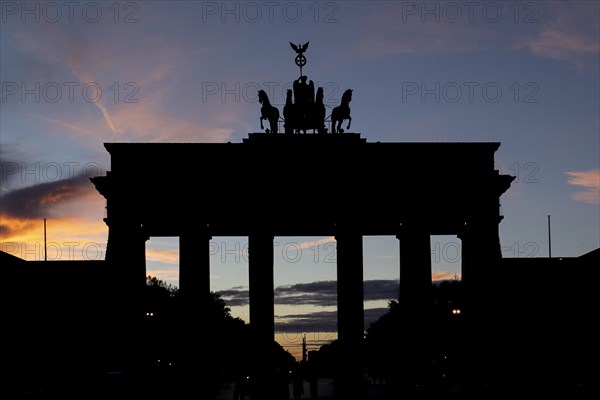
1 1 599 358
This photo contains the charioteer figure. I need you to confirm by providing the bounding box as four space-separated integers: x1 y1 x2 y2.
257 42 352 135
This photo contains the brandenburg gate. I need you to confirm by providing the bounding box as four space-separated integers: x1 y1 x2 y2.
92 134 513 378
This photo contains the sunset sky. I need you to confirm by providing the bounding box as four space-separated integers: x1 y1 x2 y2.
1 1 599 358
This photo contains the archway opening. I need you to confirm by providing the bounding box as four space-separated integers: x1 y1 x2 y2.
209 236 250 323
145 236 179 287
274 236 337 361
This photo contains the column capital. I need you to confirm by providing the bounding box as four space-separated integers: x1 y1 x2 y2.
248 224 274 238
396 222 429 239
109 221 149 242
181 223 212 239
333 222 362 239
179 229 211 299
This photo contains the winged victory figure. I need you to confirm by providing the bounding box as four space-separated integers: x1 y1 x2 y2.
290 41 309 55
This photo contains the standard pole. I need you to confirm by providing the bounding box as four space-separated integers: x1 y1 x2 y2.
44 218 47 261
547 215 551 258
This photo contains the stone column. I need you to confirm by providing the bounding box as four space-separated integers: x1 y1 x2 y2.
335 230 365 399
395 225 432 390
459 215 503 386
248 232 275 343
178 226 212 395
104 219 148 372
248 231 275 399
105 220 148 304
179 227 211 300
397 227 432 314
336 232 364 347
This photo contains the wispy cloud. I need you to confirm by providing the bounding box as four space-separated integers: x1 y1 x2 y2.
512 2 599 71
220 276 460 309
293 236 335 250
220 279 400 308
5 18 237 144
364 280 399 301
146 248 179 265
49 28 119 134
352 1 599 72
566 170 600 205
352 6 490 59
21 113 97 138
218 287 249 307
274 281 337 306
275 308 389 333
109 103 234 143
520 29 599 60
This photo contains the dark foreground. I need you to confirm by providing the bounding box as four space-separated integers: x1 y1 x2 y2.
6 374 599 400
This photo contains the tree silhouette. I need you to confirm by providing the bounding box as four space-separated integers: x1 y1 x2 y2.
362 280 464 395
122 276 252 399
135 276 297 399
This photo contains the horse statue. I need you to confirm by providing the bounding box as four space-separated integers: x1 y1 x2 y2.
258 89 280 134
330 89 352 134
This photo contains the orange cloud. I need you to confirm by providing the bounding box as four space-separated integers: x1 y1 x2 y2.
432 271 461 281
292 236 336 250
0 215 40 243
566 170 600 204
146 248 179 265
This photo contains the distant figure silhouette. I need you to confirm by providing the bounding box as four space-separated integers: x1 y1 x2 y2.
293 76 316 134
330 89 352 134
284 89 294 134
233 374 247 400
292 367 304 400
275 368 290 400
293 76 314 107
314 87 326 134
309 373 318 399
258 90 280 134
